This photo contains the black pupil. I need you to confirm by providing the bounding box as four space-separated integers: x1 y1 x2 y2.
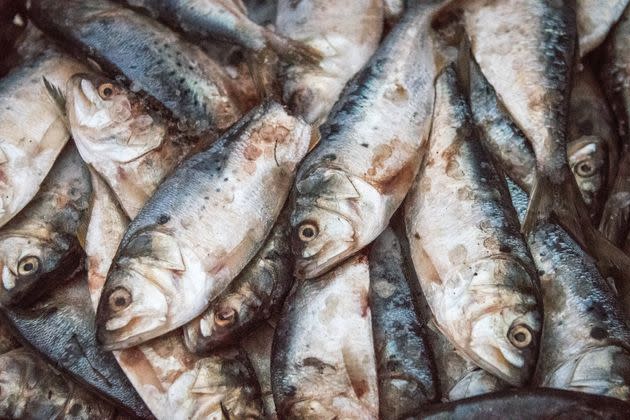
580 163 591 173
302 227 315 238
23 263 33 272
514 332 527 342
115 297 127 307
103 87 112 96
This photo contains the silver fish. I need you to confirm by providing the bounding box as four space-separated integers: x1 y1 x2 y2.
576 0 629 56
241 319 277 419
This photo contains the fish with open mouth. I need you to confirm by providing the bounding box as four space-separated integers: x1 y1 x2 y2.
96 101 310 350
404 65 541 387
291 1 445 279
0 143 90 306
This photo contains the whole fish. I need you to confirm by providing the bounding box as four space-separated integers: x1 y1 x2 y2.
96 101 309 348
27 0 245 136
576 0 629 56
415 388 630 420
0 144 90 306
509 179 630 400
0 348 116 419
66 73 215 218
120 0 321 65
369 227 437 418
271 255 379 419
291 1 443 279
404 66 541 386
184 207 293 353
0 43 86 228
0 319 19 354
241 319 277 419
275 0 384 124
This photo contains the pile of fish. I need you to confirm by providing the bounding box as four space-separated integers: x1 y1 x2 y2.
2 0 630 418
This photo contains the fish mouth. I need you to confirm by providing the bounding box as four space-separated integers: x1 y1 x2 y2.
294 250 354 279
97 314 167 351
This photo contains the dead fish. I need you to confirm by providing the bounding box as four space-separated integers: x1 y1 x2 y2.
241 319 277 419
184 207 293 353
576 0 629 56
120 0 321 65
27 0 245 135
0 144 90 306
0 43 86 229
291 1 444 279
413 388 630 419
275 0 384 123
0 319 19 354
66 73 213 218
404 66 541 386
271 255 379 419
0 348 117 419
96 101 310 350
369 227 437 418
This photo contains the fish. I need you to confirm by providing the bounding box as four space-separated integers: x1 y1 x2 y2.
0 348 117 419
96 101 310 348
291 1 443 279
383 0 404 25
0 319 19 354
275 0 384 123
576 0 629 57
66 73 215 218
120 0 321 65
0 41 86 229
509 179 630 400
369 227 437 418
243 0 277 26
0 143 90 306
27 0 246 136
271 255 379 419
241 319 277 419
414 388 630 419
184 206 293 353
404 65 541 386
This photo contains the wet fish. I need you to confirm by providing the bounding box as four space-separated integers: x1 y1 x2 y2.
275 0 384 123
369 227 437 418
0 348 117 419
414 388 630 419
576 0 629 56
241 319 277 419
96 101 309 349
184 207 293 353
271 255 379 419
404 66 541 386
0 319 19 354
0 43 86 229
0 144 90 306
27 0 245 136
291 2 443 279
120 0 321 65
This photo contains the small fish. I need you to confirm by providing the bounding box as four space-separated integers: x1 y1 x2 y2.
241 319 277 419
0 348 117 419
576 0 629 56
96 101 310 349
184 207 293 353
271 255 379 419
404 66 541 386
275 0 384 123
369 227 437 418
291 2 444 279
0 144 90 306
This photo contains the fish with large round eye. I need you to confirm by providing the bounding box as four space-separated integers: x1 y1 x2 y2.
568 136 606 216
508 324 534 349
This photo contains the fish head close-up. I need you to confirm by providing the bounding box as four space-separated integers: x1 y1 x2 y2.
568 135 607 214
65 73 165 164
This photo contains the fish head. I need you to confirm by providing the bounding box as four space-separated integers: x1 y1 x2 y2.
65 73 165 164
568 135 606 213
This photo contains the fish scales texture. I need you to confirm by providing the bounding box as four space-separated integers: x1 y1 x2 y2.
271 255 379 419
369 227 437 418
405 66 541 387
291 1 441 279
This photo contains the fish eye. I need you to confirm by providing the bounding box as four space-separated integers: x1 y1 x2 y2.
108 287 132 312
508 324 533 349
298 222 319 242
17 256 40 276
214 308 236 327
575 160 596 177
98 83 115 99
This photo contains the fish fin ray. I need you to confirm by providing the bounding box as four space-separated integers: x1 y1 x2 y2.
42 76 66 114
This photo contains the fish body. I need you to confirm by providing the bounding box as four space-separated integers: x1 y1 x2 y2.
404 66 541 386
369 227 437 417
96 101 310 349
576 0 629 56
275 0 384 123
0 144 90 306
241 320 277 419
292 2 442 279
271 255 378 419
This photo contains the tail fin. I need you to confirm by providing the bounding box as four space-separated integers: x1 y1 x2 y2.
263 30 323 66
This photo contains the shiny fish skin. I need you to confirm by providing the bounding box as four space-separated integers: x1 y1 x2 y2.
576 0 629 56
96 101 310 349
0 144 90 306
27 0 244 136
271 255 378 419
184 208 293 353
291 2 443 279
369 227 437 418
0 45 86 229
275 0 384 124
404 66 541 386
0 348 116 419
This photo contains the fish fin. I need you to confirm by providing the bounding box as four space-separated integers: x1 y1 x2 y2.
127 231 186 271
584 225 630 291
308 127 321 152
42 76 66 114
263 30 323 66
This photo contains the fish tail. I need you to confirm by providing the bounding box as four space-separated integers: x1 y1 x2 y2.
263 30 323 66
